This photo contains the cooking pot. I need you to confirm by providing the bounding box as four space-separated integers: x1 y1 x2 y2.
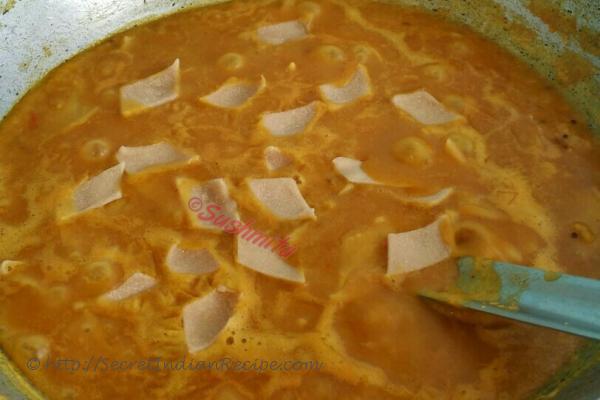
0 0 598 399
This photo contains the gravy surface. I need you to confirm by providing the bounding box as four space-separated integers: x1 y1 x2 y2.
0 0 598 399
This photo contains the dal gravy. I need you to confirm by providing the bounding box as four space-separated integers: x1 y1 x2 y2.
0 0 599 399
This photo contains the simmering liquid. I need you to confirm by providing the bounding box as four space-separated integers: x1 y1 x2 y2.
0 0 598 399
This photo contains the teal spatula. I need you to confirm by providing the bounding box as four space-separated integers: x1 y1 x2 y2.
420 257 600 340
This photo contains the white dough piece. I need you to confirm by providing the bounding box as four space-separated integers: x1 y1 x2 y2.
236 236 305 283
183 287 237 352
200 76 266 108
319 65 372 106
387 217 451 275
73 163 125 213
405 188 454 207
116 142 194 174
177 177 239 231
120 59 180 116
391 89 458 125
102 272 157 301
261 102 318 136
332 157 379 185
248 178 315 220
257 20 308 45
166 244 219 275
264 146 292 171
